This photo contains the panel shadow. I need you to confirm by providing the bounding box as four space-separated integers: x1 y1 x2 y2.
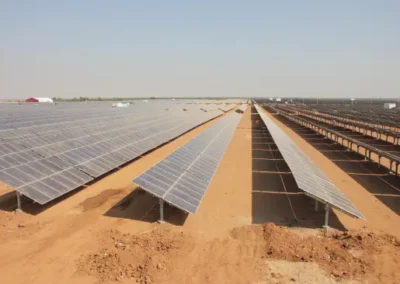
0 191 17 212
0 184 88 215
104 188 188 226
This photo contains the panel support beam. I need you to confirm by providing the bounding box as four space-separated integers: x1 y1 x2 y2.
16 191 22 213
158 198 165 223
323 204 330 228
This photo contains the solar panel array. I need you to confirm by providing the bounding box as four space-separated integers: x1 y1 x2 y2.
0 102 223 204
255 105 364 219
132 112 242 214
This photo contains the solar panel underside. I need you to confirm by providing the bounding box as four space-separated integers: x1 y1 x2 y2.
255 105 364 219
0 103 224 205
132 112 242 214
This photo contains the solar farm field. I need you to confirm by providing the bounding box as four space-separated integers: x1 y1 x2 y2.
0 100 399 284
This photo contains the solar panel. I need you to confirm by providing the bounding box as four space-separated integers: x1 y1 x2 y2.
0 102 226 207
132 112 242 215
17 167 94 204
255 105 364 220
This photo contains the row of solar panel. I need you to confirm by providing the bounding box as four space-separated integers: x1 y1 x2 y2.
0 109 138 131
0 104 213 139
0 102 209 119
133 112 242 214
0 113 165 152
0 110 223 204
254 105 364 219
0 109 155 140
0 114 174 170
0 110 219 163
0 108 215 165
0 112 215 143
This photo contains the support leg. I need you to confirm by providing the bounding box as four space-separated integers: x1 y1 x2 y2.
16 191 22 213
323 204 330 228
158 198 165 223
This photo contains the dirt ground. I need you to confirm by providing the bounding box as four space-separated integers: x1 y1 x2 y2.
0 109 399 284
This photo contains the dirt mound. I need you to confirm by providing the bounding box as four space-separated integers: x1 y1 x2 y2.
328 229 400 250
261 223 399 280
78 227 192 283
79 223 400 283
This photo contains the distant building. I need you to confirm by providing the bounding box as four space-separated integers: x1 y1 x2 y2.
384 103 396 109
112 101 130 108
25 97 54 103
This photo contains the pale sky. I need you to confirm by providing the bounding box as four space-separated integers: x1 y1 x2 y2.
0 1 399 99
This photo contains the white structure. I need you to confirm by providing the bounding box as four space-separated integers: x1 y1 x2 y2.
112 101 130 108
384 103 396 109
38 98 53 103
25 97 54 103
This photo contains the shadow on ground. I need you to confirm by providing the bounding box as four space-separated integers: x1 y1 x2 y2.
251 107 345 229
0 184 91 215
104 188 188 226
0 191 17 212
271 112 400 216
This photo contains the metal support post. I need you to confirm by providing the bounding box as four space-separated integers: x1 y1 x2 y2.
323 204 330 228
314 200 318 211
16 191 22 213
158 198 165 223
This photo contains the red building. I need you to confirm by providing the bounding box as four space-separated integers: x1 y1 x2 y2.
25 97 53 103
25 97 40 102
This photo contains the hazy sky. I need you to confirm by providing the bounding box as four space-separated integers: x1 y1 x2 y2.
1 1 399 99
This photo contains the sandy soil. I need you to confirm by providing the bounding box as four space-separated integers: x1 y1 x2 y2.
0 109 399 284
